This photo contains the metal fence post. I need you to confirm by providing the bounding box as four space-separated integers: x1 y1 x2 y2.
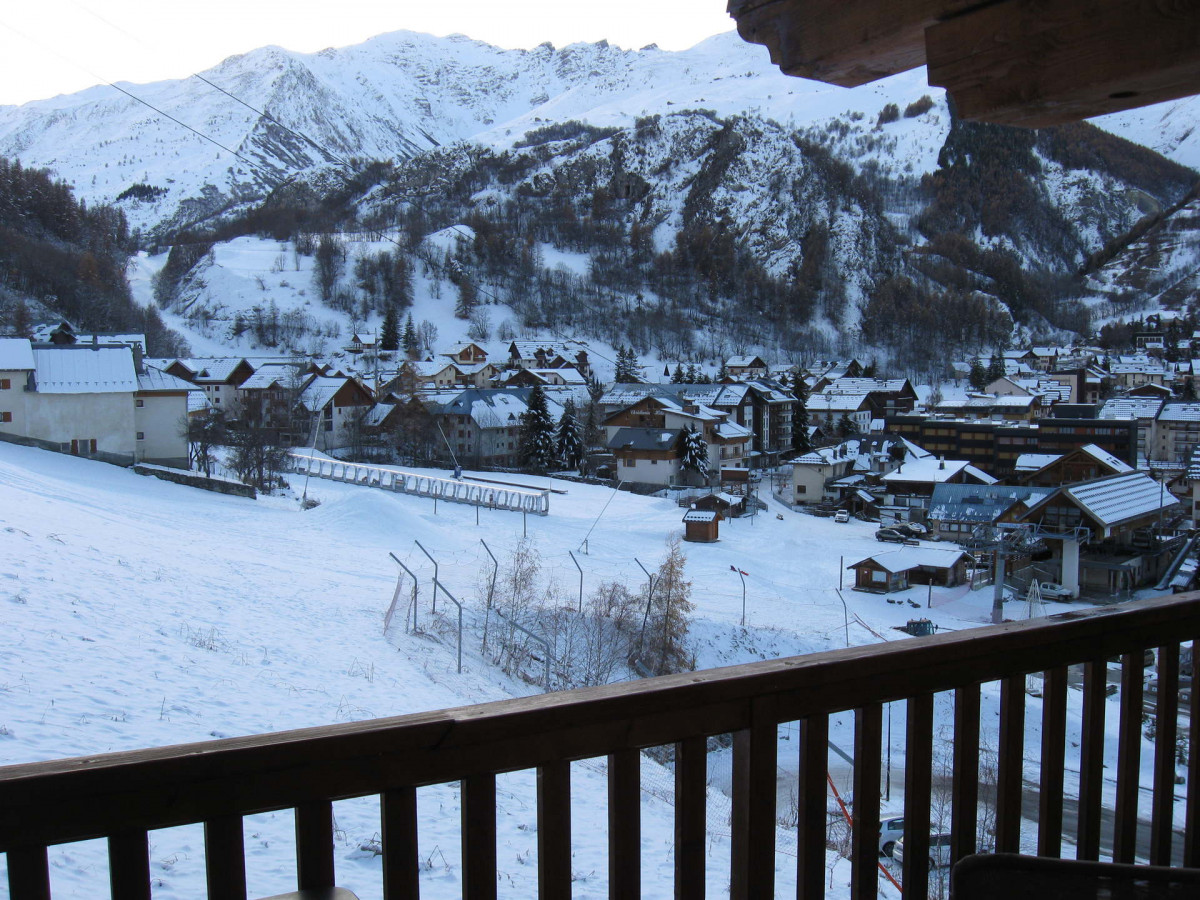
432 578 464 674
569 551 583 613
415 540 439 613
389 552 421 633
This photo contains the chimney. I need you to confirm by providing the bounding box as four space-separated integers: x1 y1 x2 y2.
939 456 945 470
132 342 144 375
91 333 98 349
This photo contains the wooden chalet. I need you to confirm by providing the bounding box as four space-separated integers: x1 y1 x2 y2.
443 342 489 365
847 547 971 593
1018 443 1134 488
164 358 255 414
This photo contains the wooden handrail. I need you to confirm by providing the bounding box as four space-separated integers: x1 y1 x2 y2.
3 591 1199 895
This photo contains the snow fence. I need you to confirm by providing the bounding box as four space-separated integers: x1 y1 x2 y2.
289 452 550 515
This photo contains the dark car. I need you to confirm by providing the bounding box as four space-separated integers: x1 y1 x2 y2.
875 528 909 543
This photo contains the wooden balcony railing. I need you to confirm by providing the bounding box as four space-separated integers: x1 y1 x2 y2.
3 592 1200 898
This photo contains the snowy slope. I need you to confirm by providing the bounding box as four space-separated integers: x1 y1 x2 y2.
0 442 1183 895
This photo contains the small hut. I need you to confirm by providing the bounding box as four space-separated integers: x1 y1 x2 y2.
682 508 721 543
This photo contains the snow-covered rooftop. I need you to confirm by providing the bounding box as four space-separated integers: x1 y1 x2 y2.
1158 402 1200 423
0 338 35 371
883 457 997 485
137 367 199 393
1058 473 1180 528
33 347 137 394
847 547 970 573
1099 397 1164 419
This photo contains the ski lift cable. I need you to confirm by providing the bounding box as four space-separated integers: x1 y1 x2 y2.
0 17 285 184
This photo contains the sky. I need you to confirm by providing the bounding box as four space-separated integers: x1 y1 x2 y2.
0 1 736 107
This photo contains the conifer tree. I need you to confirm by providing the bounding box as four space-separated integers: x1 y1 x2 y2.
680 425 709 483
556 398 584 471
837 413 857 438
518 383 557 473
671 364 685 383
793 377 811 453
380 306 400 351
968 357 989 391
402 313 418 357
686 363 698 383
987 350 1005 384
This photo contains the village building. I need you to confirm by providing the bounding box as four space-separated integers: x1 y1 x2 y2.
295 373 375 451
1154 402 1200 464
164 358 255 415
1099 396 1165 464
881 455 997 521
999 471 1182 596
926 483 1055 541
1017 443 1134 488
507 341 591 377
788 436 927 506
603 394 753 486
847 547 972 593
0 339 194 467
724 355 769 378
424 387 567 469
442 342 489 365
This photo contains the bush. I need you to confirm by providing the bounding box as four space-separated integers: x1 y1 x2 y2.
876 103 900 126
904 95 935 118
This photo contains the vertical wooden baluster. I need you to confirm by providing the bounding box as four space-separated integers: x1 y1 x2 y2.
295 800 335 890
382 787 420 900
1152 643 1180 866
1113 653 1144 863
204 815 247 899
1077 659 1106 860
674 736 706 900
109 831 151 900
608 749 640 899
462 773 498 900
797 714 829 900
850 703 882 900
902 694 933 900
951 684 980 864
996 676 1025 854
731 697 778 900
7 846 51 900
1038 666 1067 858
538 760 572 900
1187 637 1200 867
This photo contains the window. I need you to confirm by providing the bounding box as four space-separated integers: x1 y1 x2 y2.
796 484 807 494
651 459 658 465
871 569 887 583
0 378 10 390
623 458 634 467
0 411 10 423
135 398 144 408
136 432 145 441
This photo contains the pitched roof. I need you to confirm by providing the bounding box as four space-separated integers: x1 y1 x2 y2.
683 509 719 522
1020 472 1180 530
0 338 35 371
846 548 971 573
607 427 682 452
32 347 137 393
137 366 200 393
883 457 997 485
176 358 248 383
1077 443 1133 474
1158 402 1200 423
928 483 1055 524
1099 397 1164 420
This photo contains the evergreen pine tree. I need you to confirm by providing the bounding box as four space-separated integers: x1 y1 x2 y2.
837 413 857 438
402 313 418 357
680 425 710 484
717 361 730 381
987 350 1005 384
968 357 989 391
556 398 584 470
518 383 557 473
380 306 400 351
686 363 698 383
793 383 811 453
671 364 685 383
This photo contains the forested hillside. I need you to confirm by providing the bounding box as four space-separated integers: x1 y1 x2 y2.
0 158 188 354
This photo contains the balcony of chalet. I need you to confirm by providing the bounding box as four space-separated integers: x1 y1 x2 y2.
3 591 1200 898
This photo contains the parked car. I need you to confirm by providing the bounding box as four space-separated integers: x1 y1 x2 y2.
834 510 851 523
878 816 904 857
875 527 909 543
892 832 953 867
1037 582 1074 601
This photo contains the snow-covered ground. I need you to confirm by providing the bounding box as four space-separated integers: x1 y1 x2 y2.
0 443 1182 897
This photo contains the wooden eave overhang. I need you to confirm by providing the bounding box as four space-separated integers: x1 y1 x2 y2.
727 0 1200 127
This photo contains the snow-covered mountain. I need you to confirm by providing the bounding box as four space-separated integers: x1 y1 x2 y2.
0 30 948 238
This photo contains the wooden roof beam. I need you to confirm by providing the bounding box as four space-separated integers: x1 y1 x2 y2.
926 0 1200 127
728 0 1200 127
726 0 990 87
